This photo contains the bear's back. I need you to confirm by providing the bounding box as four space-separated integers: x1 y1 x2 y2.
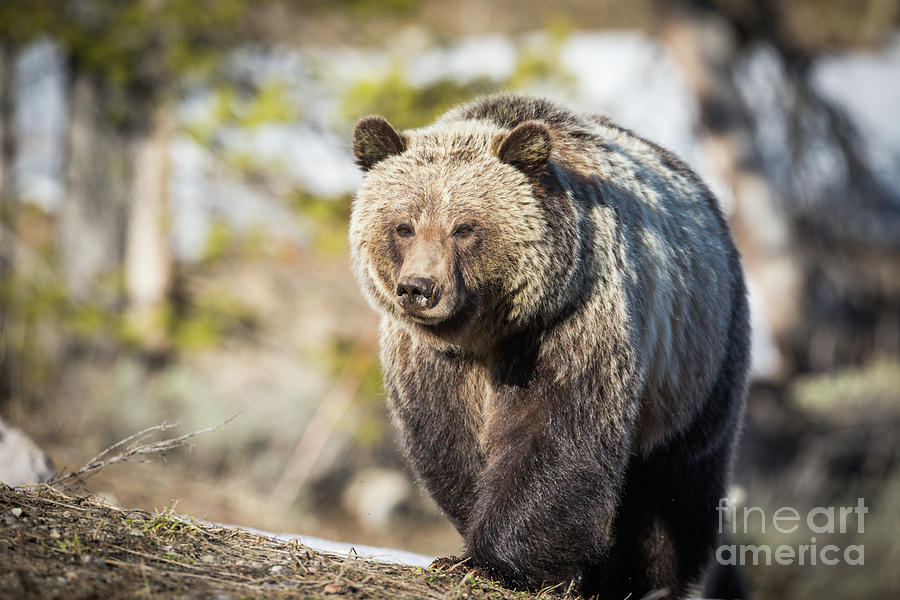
441 95 742 453
439 93 587 132
439 95 719 218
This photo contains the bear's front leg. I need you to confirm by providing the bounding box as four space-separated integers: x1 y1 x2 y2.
380 323 487 531
464 371 638 590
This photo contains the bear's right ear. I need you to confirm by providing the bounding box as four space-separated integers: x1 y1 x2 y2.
352 116 407 171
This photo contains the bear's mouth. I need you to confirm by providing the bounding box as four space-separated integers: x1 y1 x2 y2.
400 299 452 326
398 287 440 315
408 298 477 336
398 293 461 328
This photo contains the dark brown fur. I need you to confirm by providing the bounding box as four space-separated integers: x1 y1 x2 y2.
349 94 750 599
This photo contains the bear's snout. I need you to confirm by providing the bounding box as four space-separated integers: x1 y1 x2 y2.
397 275 437 311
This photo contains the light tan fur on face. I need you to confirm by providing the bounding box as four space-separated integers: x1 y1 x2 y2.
350 121 556 349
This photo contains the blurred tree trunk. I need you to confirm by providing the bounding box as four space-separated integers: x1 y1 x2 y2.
124 102 173 349
59 70 131 307
658 3 900 376
0 42 17 401
660 15 801 378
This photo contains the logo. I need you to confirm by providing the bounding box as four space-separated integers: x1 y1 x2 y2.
715 498 867 566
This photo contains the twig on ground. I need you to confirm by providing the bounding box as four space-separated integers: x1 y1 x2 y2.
48 415 239 490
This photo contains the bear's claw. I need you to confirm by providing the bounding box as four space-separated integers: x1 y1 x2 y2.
428 555 471 573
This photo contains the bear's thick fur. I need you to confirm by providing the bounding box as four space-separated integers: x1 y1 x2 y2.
349 94 750 599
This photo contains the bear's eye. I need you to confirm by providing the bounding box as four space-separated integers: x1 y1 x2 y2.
396 224 414 237
453 225 474 238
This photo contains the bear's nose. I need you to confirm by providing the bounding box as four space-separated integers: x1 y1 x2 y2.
397 276 435 308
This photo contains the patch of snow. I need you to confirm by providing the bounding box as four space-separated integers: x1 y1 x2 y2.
407 35 516 86
746 275 781 379
562 33 696 151
561 32 734 213
812 35 900 197
311 47 394 91
13 38 66 210
221 123 361 196
229 525 434 567
736 37 900 209
169 135 308 261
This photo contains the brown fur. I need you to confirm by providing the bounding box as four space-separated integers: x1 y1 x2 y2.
349 94 750 599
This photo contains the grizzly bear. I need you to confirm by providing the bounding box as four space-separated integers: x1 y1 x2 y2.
349 94 750 599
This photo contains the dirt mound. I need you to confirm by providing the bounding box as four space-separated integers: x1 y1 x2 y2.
0 485 543 599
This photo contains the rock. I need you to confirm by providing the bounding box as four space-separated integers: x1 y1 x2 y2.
341 468 412 530
0 416 54 486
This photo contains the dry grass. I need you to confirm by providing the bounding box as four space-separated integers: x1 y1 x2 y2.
48 417 238 491
0 484 555 599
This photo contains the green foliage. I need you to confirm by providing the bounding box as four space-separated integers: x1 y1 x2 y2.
201 220 237 264
3 0 251 80
200 219 270 265
2 260 248 357
171 292 258 352
242 80 301 127
330 0 420 17
341 23 574 130
0 3 62 47
343 66 499 131
318 335 385 447
186 81 302 147
57 533 86 554
507 18 576 90
170 310 223 351
141 504 193 535
289 191 353 254
68 304 114 338
0 221 258 400
791 359 900 412
291 190 350 223
0 0 261 126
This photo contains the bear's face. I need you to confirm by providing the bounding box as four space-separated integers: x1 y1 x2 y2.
350 117 555 344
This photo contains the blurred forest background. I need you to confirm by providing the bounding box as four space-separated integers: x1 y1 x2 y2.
1 1 898 598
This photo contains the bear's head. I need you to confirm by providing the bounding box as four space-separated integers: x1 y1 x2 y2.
349 115 565 348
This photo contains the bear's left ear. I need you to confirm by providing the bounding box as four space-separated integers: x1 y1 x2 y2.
352 116 407 171
494 121 552 176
